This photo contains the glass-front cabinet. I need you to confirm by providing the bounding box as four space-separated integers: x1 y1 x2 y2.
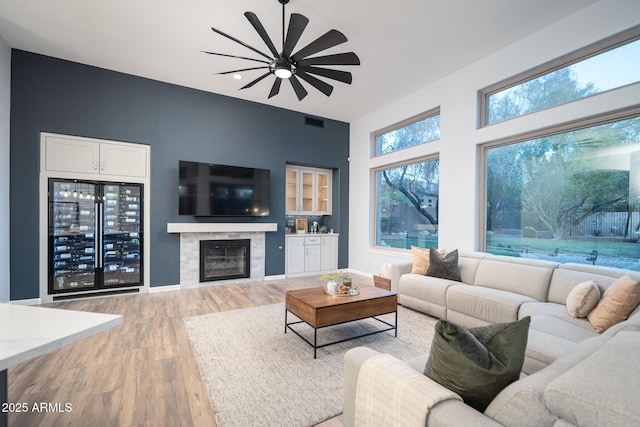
315 170 331 215
102 183 142 287
49 179 143 294
285 165 332 215
285 168 299 213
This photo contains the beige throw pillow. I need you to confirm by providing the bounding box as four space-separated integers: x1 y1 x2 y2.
587 275 640 333
566 280 600 318
410 246 430 274
410 246 445 275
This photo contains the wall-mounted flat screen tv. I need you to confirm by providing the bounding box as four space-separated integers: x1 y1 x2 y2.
179 160 270 217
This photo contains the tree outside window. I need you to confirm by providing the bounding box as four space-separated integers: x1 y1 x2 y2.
375 158 439 249
485 116 640 269
374 111 440 156
485 37 640 125
372 109 441 250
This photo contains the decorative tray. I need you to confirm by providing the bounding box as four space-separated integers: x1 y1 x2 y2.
325 287 359 297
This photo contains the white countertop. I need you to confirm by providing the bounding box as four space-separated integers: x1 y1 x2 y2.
0 304 122 371
285 233 339 237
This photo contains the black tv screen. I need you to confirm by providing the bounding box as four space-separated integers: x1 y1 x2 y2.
179 161 270 216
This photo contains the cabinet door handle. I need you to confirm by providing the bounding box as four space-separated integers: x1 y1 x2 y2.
93 160 98 171
100 161 105 171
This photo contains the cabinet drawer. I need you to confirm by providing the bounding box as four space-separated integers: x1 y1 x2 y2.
304 237 321 245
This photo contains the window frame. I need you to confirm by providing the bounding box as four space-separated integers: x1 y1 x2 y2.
370 107 441 157
477 105 640 252
478 25 640 127
371 154 440 252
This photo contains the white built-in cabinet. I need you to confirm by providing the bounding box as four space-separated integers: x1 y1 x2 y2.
285 166 332 215
39 132 151 302
285 234 338 276
320 235 338 271
44 134 148 178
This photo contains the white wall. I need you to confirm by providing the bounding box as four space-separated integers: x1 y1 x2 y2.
349 0 640 275
0 36 9 302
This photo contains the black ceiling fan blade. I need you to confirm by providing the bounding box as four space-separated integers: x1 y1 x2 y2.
297 71 334 97
202 51 270 65
282 13 309 58
268 78 282 99
240 72 272 90
216 66 269 75
289 76 308 101
298 66 352 84
211 26 273 61
244 12 279 58
291 30 348 61
297 52 361 67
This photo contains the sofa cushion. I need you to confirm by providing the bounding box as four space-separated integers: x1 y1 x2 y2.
473 258 554 301
603 310 640 336
486 334 611 427
447 285 536 325
566 280 600 318
399 274 452 307
426 248 461 281
456 251 487 284
398 274 455 318
587 275 640 333
522 315 597 375
523 329 576 375
547 268 617 305
424 317 530 412
545 331 640 426
518 302 595 331
528 314 596 343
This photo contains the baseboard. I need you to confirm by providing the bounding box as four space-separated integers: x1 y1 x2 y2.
265 274 286 281
149 284 181 293
8 298 42 306
341 268 373 278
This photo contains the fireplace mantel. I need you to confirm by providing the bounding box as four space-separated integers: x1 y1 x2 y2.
167 222 277 234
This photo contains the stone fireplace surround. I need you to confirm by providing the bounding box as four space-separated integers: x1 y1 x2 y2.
167 223 278 287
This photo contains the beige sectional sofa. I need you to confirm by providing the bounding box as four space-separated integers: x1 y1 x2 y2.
390 251 640 373
343 252 640 426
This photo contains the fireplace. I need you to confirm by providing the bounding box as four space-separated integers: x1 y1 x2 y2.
200 239 250 282
168 222 277 287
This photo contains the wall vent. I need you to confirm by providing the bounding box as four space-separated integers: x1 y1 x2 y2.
305 116 325 128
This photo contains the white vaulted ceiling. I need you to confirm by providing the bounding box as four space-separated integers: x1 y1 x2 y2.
0 0 599 122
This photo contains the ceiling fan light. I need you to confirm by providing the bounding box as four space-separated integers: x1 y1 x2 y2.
274 66 293 79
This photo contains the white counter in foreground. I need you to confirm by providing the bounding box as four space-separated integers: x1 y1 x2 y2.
0 303 122 371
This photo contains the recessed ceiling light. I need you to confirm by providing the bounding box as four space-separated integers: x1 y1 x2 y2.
233 74 242 80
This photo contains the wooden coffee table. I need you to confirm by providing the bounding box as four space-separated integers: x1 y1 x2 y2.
285 286 398 358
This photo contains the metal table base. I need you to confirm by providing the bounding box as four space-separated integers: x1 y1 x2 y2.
284 309 397 359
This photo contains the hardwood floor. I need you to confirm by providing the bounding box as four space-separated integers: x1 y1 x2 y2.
8 275 372 426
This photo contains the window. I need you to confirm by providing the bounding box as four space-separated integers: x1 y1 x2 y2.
481 28 640 125
374 158 439 250
373 109 440 156
482 113 640 269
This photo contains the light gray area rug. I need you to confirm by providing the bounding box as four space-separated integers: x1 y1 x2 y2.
184 302 436 427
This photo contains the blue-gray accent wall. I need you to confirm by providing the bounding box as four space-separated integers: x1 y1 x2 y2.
10 50 350 300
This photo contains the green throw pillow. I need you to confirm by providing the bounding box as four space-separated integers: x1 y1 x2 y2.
424 317 531 412
426 248 461 281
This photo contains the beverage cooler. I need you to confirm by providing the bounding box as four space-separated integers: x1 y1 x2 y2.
49 178 143 294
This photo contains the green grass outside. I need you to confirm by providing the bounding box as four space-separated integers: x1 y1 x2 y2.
382 237 439 250
486 234 639 259
383 234 638 259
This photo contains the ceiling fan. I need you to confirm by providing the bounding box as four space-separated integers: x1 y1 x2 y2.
203 0 360 101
